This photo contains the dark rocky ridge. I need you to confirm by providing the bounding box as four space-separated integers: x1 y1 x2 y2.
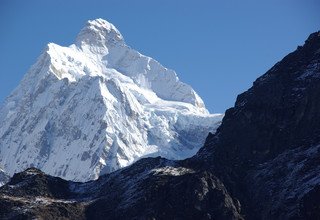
0 159 242 219
194 31 320 219
0 31 319 219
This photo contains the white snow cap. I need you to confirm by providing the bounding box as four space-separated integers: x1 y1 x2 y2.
74 18 207 110
76 18 124 47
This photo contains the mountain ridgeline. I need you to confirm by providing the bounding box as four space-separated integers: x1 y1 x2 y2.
0 19 222 182
0 23 319 219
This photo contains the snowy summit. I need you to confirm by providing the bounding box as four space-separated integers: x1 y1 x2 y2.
0 19 222 181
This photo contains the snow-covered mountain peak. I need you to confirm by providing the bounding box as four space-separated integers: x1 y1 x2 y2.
0 19 222 181
76 18 124 49
45 19 208 112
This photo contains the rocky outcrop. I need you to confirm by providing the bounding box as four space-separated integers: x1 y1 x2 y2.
0 160 242 220
195 31 320 219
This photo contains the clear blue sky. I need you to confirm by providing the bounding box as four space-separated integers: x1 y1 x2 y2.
0 0 319 113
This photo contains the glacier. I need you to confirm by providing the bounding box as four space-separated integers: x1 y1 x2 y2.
0 18 222 181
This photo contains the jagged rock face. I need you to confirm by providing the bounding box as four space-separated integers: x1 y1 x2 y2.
246 144 320 219
85 162 241 220
0 18 222 181
196 31 320 219
202 31 320 164
0 168 86 220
